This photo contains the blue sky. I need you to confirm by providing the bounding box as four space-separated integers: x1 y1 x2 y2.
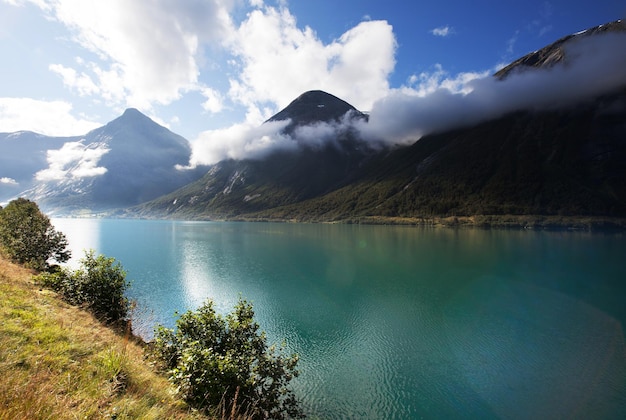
0 0 624 164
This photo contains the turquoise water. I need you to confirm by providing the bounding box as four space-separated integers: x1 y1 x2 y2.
52 219 626 419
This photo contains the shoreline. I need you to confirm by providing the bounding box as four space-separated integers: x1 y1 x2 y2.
58 210 626 232
228 214 626 231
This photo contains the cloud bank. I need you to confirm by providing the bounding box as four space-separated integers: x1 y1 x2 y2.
359 31 626 145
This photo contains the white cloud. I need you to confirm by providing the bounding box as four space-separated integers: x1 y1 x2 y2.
431 26 453 37
0 177 18 185
406 64 490 97
49 62 99 96
186 119 292 167
35 140 110 181
228 7 396 116
30 0 236 110
0 97 100 136
200 86 225 113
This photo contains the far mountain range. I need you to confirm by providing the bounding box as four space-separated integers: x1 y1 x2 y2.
2 20 625 228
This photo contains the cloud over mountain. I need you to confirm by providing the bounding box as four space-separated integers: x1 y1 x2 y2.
359 30 626 145
184 26 626 165
35 140 110 181
185 119 292 168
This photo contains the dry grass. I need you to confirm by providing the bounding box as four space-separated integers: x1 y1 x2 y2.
0 256 206 420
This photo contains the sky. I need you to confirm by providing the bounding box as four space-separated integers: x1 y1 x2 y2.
1 0 625 166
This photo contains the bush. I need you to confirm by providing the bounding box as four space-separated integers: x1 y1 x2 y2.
151 299 304 419
36 250 131 323
0 198 70 271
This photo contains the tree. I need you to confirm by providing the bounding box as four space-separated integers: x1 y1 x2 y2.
0 198 70 270
35 250 131 323
151 299 304 419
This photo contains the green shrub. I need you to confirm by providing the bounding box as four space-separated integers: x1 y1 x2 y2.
35 250 130 323
151 298 304 419
0 198 70 271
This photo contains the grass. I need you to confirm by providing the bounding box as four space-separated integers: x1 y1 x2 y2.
0 256 206 420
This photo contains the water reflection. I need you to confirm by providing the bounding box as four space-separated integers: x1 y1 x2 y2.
52 217 101 267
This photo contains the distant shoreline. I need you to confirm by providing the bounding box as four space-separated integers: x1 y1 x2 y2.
55 210 626 231
219 214 626 231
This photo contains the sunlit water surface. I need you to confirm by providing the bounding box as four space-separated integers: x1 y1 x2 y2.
52 219 626 419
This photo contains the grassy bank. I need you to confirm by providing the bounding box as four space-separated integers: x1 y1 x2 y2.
0 256 204 420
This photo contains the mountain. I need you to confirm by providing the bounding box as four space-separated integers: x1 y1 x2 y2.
132 90 374 219
1 109 206 214
133 21 626 228
266 90 367 133
262 88 626 224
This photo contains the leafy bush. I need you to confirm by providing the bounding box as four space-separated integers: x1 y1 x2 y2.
36 250 130 323
151 299 304 419
0 198 70 271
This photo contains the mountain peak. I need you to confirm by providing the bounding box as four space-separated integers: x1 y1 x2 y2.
122 108 143 117
266 90 366 132
105 108 162 131
118 108 155 123
495 20 626 79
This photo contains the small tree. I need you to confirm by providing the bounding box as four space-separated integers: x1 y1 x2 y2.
152 299 304 419
0 198 70 271
36 250 131 323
